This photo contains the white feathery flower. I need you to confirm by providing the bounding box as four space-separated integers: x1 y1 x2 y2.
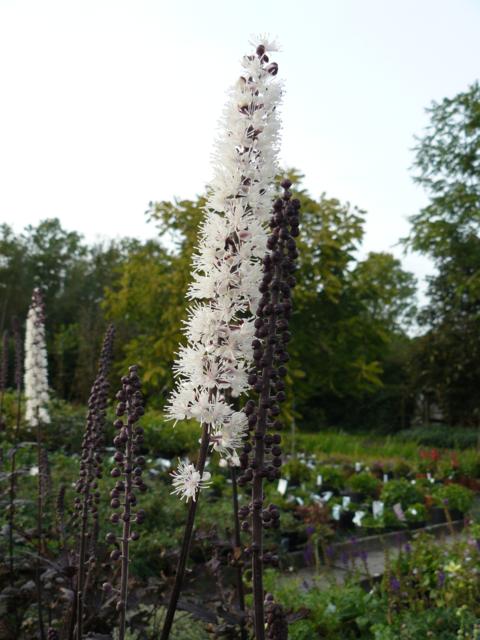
165 385 196 422
167 36 282 499
171 460 212 502
24 288 50 427
211 411 249 456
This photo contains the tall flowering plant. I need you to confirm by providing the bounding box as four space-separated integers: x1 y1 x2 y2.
24 288 50 427
24 287 50 640
161 37 283 640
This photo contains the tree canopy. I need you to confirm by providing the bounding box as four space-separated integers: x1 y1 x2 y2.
405 82 480 425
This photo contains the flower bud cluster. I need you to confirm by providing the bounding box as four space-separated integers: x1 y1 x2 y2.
73 374 108 523
165 37 283 498
237 180 300 542
104 365 147 609
24 288 50 426
73 325 115 525
264 593 288 640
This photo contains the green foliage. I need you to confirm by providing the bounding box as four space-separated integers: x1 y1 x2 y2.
1 170 419 429
396 425 479 449
141 411 200 458
316 465 345 491
380 479 424 507
282 458 313 485
102 173 416 427
405 502 427 523
0 219 137 401
263 570 373 638
267 532 480 639
286 172 416 429
405 81 480 426
347 472 380 497
432 483 475 513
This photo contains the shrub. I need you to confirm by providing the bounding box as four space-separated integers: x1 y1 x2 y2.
142 411 200 458
283 458 313 485
406 502 427 523
347 472 380 497
432 483 475 514
396 425 478 450
380 478 424 508
315 465 345 491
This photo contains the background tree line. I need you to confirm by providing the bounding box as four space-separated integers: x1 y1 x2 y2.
1 81 479 430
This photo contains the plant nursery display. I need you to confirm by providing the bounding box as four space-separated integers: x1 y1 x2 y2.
1 20 480 640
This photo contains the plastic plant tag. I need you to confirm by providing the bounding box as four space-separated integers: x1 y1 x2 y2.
353 511 366 527
372 500 384 519
155 457 171 470
393 503 406 521
295 496 304 506
355 462 362 472
321 491 333 502
342 496 351 509
383 473 389 483
316 474 323 487
332 505 342 521
277 478 288 495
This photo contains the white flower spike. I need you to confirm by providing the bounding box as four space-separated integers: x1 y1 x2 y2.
166 37 283 499
24 288 50 427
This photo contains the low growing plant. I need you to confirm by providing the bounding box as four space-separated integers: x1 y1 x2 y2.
432 483 474 514
380 478 424 508
347 472 380 497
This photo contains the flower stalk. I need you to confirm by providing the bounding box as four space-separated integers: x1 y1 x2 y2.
7 318 22 604
104 364 147 640
238 180 300 639
0 329 7 431
24 288 49 640
74 324 115 640
230 464 247 640
161 36 282 640
160 423 210 640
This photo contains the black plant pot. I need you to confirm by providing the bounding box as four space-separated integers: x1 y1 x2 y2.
408 520 426 531
281 530 308 552
339 511 355 530
449 508 464 522
321 484 338 494
346 491 366 504
429 507 446 525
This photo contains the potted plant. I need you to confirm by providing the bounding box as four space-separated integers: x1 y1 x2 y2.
432 483 474 521
316 465 345 493
380 478 424 509
406 502 427 529
346 472 380 502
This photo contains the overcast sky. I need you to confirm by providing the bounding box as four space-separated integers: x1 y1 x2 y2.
1 0 479 293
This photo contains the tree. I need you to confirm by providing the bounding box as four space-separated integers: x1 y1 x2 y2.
0 219 133 401
405 81 480 425
103 199 204 398
287 172 416 428
105 176 416 428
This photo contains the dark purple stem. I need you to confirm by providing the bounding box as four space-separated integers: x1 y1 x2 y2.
160 423 210 640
